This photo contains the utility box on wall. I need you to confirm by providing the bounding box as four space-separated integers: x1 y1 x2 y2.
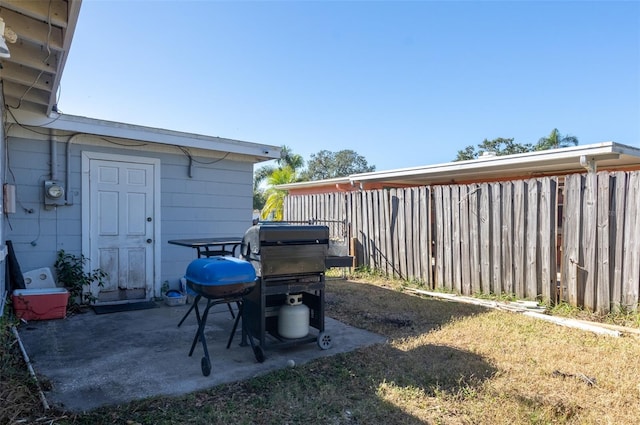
3 184 16 213
43 180 65 208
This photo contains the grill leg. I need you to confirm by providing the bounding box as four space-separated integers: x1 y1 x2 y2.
227 302 236 319
191 299 216 376
188 297 204 356
226 300 264 363
226 301 243 349
178 296 199 327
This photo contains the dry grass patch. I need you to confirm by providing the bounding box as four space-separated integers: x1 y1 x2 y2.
0 319 43 424
327 277 640 424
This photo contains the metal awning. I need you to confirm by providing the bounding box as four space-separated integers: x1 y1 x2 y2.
278 142 640 191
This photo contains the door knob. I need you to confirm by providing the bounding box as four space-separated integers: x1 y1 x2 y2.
147 239 152 244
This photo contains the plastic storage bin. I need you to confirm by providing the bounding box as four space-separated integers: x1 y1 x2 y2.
163 289 187 306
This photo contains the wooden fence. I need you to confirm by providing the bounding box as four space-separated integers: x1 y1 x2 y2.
561 171 640 312
283 171 640 313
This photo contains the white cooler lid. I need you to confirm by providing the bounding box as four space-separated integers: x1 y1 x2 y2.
22 267 56 289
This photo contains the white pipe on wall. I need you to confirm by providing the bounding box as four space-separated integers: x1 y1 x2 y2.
65 133 81 205
50 128 58 181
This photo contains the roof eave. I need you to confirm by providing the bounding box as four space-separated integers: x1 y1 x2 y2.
46 0 82 115
348 142 640 185
7 109 281 163
277 176 351 190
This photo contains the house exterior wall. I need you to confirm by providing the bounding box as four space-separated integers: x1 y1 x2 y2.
5 131 255 293
0 90 6 306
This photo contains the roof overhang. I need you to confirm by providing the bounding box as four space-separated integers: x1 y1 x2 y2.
278 176 352 192
350 142 640 186
0 0 82 116
279 142 640 192
6 109 281 163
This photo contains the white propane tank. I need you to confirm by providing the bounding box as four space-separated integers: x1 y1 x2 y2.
278 293 309 339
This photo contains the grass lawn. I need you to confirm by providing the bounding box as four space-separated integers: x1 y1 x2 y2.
3 274 640 424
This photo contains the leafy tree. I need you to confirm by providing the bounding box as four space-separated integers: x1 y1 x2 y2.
253 190 266 212
301 149 375 181
454 138 532 161
534 128 578 150
260 166 298 220
454 130 579 161
255 147 375 216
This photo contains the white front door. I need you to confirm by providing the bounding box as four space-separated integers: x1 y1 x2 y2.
82 152 160 304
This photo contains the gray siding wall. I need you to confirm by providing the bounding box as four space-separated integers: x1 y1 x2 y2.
5 135 254 292
161 149 254 287
0 91 6 306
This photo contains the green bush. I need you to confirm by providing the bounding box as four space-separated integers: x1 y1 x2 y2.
54 250 108 308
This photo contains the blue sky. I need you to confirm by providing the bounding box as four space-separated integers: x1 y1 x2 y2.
58 0 640 171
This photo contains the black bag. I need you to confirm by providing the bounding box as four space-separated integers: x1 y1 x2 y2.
5 240 25 292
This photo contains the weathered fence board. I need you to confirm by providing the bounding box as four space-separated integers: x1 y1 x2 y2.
420 186 432 286
538 178 557 303
432 186 444 287
479 183 491 294
442 186 454 292
397 188 408 279
406 187 418 282
526 180 539 299
563 174 582 306
501 181 514 295
622 172 640 309
582 172 597 310
372 190 381 270
460 185 471 295
389 190 400 278
596 174 610 313
491 183 502 296
468 185 481 295
381 189 392 275
451 186 462 293
513 180 525 298
611 171 627 309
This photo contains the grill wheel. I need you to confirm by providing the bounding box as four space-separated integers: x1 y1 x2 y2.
317 332 333 350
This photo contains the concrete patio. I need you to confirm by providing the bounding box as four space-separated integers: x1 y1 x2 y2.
16 300 385 413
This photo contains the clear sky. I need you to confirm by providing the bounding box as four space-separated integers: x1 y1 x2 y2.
57 0 640 172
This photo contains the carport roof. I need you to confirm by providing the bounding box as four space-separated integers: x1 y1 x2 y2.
278 142 640 191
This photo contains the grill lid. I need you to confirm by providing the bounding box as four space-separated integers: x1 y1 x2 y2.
240 223 329 260
185 257 256 286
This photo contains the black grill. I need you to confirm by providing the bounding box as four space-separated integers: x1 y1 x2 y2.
241 223 329 277
240 223 333 353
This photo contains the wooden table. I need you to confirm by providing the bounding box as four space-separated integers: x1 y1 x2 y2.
168 237 243 258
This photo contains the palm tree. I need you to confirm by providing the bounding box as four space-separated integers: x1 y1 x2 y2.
535 129 578 151
260 166 298 221
278 145 304 171
253 145 305 210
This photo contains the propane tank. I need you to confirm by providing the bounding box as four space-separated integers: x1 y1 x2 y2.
278 293 309 339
